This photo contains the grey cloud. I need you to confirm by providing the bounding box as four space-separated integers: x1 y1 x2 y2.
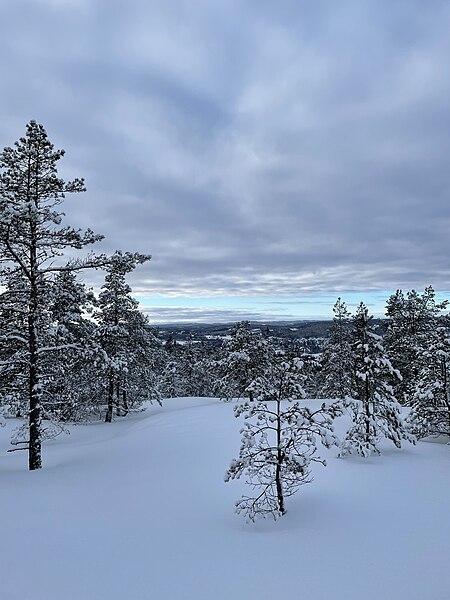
1 0 450 317
141 305 277 325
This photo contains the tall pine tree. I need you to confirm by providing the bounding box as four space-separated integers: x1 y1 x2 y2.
320 297 353 399
408 317 450 439
0 121 105 469
96 250 157 422
385 287 448 405
215 321 272 401
43 270 100 422
340 302 414 457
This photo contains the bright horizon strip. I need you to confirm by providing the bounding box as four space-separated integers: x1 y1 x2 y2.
132 290 450 324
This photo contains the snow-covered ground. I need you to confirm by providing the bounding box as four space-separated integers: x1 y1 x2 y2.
0 397 449 600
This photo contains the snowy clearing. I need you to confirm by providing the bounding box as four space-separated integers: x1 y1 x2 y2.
1 397 449 600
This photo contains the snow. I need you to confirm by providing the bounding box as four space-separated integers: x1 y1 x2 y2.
0 397 449 600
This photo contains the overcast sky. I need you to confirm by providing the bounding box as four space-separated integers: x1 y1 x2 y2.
1 0 450 322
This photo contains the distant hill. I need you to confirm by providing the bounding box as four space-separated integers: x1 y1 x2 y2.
154 318 386 350
155 320 333 342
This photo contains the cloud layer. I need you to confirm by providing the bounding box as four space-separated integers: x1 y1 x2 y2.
1 0 450 320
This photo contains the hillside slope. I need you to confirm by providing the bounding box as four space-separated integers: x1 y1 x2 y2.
0 398 448 600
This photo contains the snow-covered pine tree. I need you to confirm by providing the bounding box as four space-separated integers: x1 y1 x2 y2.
43 270 101 422
0 121 106 469
0 272 30 416
385 287 448 405
295 350 322 399
96 250 158 422
225 351 343 521
159 336 184 398
408 317 450 439
0 404 8 428
188 340 217 397
178 336 205 397
160 336 211 398
124 322 164 412
340 302 415 457
281 336 323 399
320 297 353 399
160 359 184 398
215 321 273 401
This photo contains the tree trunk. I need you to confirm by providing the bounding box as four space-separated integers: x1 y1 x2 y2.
28 222 42 470
441 357 450 433
122 387 129 416
364 376 371 445
28 313 42 470
275 398 285 515
105 371 114 423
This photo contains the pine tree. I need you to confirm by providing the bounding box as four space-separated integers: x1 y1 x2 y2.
408 318 450 439
215 321 273 401
320 297 353 399
0 273 30 416
0 405 7 428
159 337 183 398
0 121 105 469
385 286 448 405
178 336 203 397
43 270 100 422
124 322 164 411
295 350 322 399
340 302 415 457
160 359 183 398
96 250 157 422
225 351 343 521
